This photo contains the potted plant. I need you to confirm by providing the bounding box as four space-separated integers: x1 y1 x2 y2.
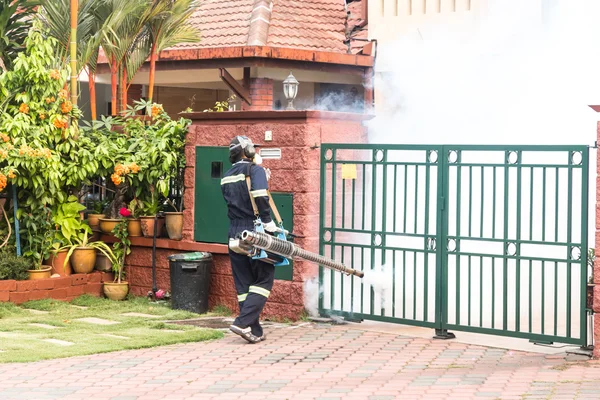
25 208 55 280
164 168 184 240
125 199 143 237
164 202 183 240
103 219 130 300
61 229 116 274
95 250 114 272
139 196 164 238
87 199 107 230
587 248 595 310
27 230 54 280
49 196 90 276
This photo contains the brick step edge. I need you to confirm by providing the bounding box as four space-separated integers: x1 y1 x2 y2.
0 272 114 304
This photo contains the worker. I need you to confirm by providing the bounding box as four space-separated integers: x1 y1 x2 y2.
221 136 277 344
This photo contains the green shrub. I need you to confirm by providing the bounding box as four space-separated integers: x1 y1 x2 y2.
0 247 31 281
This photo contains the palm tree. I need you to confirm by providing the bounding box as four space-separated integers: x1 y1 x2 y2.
39 0 110 118
0 0 39 71
146 0 200 102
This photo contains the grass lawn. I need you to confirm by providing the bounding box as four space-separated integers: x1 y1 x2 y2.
0 295 225 363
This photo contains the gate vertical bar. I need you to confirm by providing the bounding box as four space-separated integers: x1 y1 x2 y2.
435 146 454 338
318 146 326 312
580 148 589 346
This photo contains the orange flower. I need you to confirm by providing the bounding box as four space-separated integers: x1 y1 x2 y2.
61 100 73 114
7 170 16 179
0 149 7 159
45 96 56 104
44 148 52 159
151 104 163 118
53 116 68 129
49 69 61 80
114 164 126 176
0 133 9 142
0 173 6 192
111 173 123 186
129 163 140 173
58 89 68 99
40 113 46 120
19 103 29 114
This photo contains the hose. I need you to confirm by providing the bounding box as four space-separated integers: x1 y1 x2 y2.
241 230 364 278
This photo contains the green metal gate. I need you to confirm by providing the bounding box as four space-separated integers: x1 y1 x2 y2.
319 144 590 346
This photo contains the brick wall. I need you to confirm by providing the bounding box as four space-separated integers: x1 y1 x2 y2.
241 79 274 111
0 272 114 304
181 111 369 320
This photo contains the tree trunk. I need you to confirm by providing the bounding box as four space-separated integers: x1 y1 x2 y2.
110 58 117 116
88 70 97 120
70 0 78 106
120 66 128 113
148 43 158 102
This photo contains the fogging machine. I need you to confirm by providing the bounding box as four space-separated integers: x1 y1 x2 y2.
229 172 364 278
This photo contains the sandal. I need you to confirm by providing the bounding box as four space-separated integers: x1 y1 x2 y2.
230 325 261 344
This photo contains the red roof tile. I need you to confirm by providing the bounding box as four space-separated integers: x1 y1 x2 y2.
171 0 369 54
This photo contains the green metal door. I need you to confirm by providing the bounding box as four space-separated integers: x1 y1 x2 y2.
194 146 231 243
194 146 294 281
319 144 590 346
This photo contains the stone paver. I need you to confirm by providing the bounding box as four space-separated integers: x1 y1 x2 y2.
120 313 161 318
0 324 598 399
99 334 130 340
26 309 49 315
28 323 58 329
74 317 119 325
42 339 74 346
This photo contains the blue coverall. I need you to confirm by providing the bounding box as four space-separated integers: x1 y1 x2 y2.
221 159 274 337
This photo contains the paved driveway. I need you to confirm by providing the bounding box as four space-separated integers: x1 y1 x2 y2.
0 323 599 399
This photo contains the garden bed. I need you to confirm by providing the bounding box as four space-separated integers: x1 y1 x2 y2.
0 272 114 304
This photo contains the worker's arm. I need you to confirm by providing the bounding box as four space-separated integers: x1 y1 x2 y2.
249 164 272 224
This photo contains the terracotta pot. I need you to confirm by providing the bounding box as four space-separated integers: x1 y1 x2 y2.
47 249 72 276
71 247 97 274
95 252 113 272
164 212 183 240
28 266 52 280
140 216 165 238
87 214 105 229
127 218 143 237
99 218 120 234
103 281 129 301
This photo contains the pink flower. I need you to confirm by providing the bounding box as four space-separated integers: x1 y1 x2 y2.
119 207 132 218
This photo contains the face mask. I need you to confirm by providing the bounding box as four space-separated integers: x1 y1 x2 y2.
253 154 263 165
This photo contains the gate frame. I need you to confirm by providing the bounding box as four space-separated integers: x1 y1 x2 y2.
318 144 590 347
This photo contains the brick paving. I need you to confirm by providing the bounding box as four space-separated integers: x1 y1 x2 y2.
0 323 599 399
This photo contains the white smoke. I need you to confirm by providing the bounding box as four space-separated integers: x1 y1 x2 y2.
303 277 323 317
368 0 600 147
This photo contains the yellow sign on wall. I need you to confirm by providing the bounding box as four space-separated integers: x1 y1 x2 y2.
341 164 357 180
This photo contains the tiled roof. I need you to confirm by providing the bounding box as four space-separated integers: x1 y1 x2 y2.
171 0 368 54
175 0 253 49
267 0 348 53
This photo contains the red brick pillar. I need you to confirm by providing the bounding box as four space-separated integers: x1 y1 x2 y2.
242 78 273 111
594 119 600 358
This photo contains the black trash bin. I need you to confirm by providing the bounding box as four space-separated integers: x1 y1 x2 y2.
168 252 213 314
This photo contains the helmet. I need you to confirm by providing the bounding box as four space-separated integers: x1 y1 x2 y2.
229 136 258 162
